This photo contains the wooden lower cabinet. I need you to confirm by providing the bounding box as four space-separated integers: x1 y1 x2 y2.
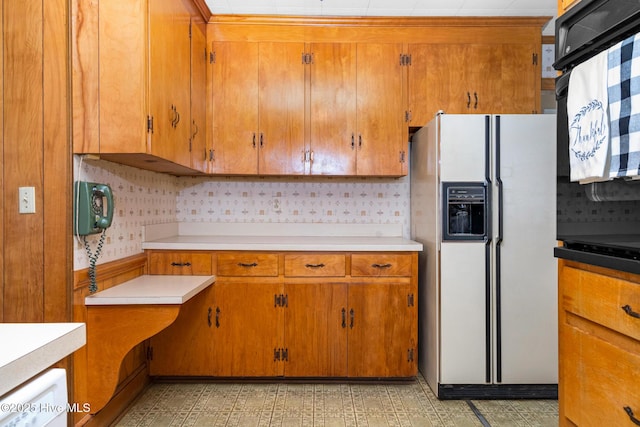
147 250 418 378
149 285 215 376
211 279 285 377
284 282 348 377
348 282 416 377
558 259 640 426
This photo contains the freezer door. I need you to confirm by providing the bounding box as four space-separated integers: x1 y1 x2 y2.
439 115 488 182
493 115 558 384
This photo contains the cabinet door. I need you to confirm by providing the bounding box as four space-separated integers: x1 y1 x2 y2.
210 41 259 174
356 43 407 176
347 282 417 377
500 44 539 113
190 16 208 172
258 42 306 175
211 279 284 376
465 44 502 113
149 285 214 376
97 0 147 154
284 282 348 377
409 43 538 121
309 43 357 175
148 0 191 168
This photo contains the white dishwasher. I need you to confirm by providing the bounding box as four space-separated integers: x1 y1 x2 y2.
0 368 67 427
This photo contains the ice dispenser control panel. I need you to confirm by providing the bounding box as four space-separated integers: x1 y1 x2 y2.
442 183 487 241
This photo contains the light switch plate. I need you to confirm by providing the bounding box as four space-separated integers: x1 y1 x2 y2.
19 186 36 214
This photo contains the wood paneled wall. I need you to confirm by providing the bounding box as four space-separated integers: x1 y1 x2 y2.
2 0 71 323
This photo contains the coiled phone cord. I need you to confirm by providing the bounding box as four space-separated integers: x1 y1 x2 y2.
83 229 106 294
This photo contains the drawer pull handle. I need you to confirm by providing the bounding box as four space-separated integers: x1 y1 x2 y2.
341 308 347 328
350 308 355 329
305 263 325 269
372 263 392 269
207 307 212 327
238 262 258 268
215 307 220 328
170 262 192 267
624 406 640 426
622 305 640 319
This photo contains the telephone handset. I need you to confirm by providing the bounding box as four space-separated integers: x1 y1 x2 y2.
74 181 114 236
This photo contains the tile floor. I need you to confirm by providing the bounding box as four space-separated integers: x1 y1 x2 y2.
115 375 558 427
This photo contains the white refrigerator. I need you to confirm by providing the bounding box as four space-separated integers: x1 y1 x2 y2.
410 113 558 399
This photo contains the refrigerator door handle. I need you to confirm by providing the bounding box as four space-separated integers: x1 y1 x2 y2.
494 115 503 383
484 238 492 383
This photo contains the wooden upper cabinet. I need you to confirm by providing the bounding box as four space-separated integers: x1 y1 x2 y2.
209 41 305 175
149 0 191 168
307 42 407 176
72 0 206 175
258 42 306 175
308 43 358 176
210 41 259 174
408 42 540 125
356 43 408 176
500 43 540 113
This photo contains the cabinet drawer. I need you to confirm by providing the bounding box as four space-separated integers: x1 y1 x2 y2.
284 254 346 277
147 251 213 275
562 265 640 341
351 254 412 277
217 253 279 277
564 324 640 426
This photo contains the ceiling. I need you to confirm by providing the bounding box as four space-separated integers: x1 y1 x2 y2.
204 0 557 34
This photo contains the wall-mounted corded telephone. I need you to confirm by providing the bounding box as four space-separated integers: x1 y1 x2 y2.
74 181 114 294
74 181 114 236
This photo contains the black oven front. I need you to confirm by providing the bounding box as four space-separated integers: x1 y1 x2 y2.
554 0 640 274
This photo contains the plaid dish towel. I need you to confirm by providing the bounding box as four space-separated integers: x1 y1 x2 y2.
608 33 640 178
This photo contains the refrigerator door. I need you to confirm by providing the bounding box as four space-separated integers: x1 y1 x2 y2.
493 115 558 384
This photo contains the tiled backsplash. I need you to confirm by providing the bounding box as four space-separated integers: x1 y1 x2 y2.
73 157 410 270
73 158 179 270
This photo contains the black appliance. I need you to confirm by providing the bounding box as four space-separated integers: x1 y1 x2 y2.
554 0 640 274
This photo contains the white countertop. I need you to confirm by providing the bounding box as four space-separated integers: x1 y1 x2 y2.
84 275 215 305
0 322 86 396
141 222 423 252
